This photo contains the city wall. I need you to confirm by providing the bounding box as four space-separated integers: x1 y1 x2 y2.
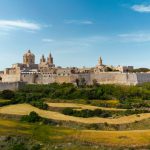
0 82 26 91
1 72 150 90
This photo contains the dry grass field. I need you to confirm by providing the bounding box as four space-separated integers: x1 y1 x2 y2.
47 102 125 111
1 104 150 124
1 118 150 147
76 129 150 146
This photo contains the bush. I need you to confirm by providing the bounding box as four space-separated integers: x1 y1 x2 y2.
1 90 15 99
62 108 112 118
29 101 48 110
21 111 41 123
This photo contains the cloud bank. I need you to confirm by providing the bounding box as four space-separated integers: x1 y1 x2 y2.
131 4 150 13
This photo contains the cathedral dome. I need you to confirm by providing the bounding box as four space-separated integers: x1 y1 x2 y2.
23 50 35 57
23 50 35 65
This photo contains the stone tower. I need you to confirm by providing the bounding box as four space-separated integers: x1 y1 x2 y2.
47 53 54 66
23 50 35 65
40 54 46 63
98 57 103 66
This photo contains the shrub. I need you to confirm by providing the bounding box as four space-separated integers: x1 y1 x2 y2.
30 101 48 110
21 111 41 123
1 90 15 99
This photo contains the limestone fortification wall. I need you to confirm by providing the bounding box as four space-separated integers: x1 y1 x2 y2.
90 72 138 85
2 72 150 86
0 82 26 91
17 72 150 85
136 73 150 84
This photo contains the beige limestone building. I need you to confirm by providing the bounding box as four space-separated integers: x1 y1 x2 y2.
0 50 150 86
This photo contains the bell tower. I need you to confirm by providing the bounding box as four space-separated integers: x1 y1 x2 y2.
40 54 46 63
98 57 103 66
47 53 54 67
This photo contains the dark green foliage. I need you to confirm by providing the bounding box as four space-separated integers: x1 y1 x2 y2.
62 108 150 118
133 68 150 72
17 83 150 101
62 108 112 118
21 111 41 123
2 82 149 111
1 90 15 99
29 101 48 110
11 143 27 150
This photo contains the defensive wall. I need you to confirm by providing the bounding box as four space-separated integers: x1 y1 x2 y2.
1 72 150 90
0 82 26 91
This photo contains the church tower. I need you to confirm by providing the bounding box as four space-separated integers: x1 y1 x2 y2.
98 57 103 66
23 50 35 65
47 53 54 67
40 54 46 63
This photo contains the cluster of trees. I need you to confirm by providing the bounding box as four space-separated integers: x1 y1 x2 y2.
62 108 112 118
1 82 150 110
62 108 150 118
0 90 48 110
21 111 57 126
18 82 150 101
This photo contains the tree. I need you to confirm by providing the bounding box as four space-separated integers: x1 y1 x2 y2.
80 78 86 87
1 90 15 99
21 111 41 123
75 78 79 87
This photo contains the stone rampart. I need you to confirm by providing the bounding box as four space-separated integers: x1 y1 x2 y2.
0 82 26 91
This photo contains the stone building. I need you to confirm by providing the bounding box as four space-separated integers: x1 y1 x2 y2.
1 50 150 86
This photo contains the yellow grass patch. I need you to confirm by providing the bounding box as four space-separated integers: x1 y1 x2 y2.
77 130 150 146
1 104 150 124
47 102 124 111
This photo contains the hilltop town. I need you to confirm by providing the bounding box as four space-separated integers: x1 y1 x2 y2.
0 50 150 89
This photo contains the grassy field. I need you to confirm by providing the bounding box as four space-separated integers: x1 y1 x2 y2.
77 129 150 146
1 103 150 124
0 118 150 149
47 102 125 111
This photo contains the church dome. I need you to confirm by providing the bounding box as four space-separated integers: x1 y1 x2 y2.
23 50 35 57
23 50 35 65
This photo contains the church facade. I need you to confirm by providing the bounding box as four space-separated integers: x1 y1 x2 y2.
1 50 150 86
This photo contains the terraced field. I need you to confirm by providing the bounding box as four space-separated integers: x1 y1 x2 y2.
1 103 150 124
1 118 150 147
47 102 125 111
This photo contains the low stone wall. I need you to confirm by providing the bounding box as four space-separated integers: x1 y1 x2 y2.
0 82 26 91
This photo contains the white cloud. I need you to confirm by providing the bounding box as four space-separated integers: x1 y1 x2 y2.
131 4 150 13
42 38 54 42
118 33 150 42
64 19 93 25
0 20 41 30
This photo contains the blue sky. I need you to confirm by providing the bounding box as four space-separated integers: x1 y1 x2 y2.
1 0 150 69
